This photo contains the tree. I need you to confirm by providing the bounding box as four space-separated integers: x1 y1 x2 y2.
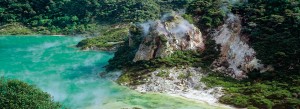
187 0 225 33
234 0 300 77
0 78 62 109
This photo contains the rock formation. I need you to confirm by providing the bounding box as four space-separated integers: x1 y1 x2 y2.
131 13 205 62
128 13 271 79
212 13 271 79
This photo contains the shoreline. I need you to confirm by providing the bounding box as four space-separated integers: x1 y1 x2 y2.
0 34 67 37
165 93 234 109
110 67 236 109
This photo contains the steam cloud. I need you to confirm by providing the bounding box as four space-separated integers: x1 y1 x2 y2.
137 12 195 38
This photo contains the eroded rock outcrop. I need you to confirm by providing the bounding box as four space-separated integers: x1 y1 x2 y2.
131 13 205 62
129 13 270 79
212 13 271 79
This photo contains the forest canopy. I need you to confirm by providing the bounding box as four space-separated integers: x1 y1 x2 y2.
0 0 193 34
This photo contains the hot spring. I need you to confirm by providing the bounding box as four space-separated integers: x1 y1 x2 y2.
0 36 225 109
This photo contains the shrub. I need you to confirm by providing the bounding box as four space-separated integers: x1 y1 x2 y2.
182 14 194 24
177 73 187 80
76 25 129 49
267 90 292 99
250 96 274 109
187 0 226 33
220 94 249 107
202 73 300 109
157 71 170 78
233 0 300 77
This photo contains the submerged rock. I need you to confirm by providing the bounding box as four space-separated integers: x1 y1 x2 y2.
131 13 205 62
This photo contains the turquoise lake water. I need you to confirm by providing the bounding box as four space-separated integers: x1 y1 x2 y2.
0 36 225 109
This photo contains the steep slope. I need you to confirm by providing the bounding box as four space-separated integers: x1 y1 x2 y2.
211 13 271 79
131 13 205 62
104 0 300 108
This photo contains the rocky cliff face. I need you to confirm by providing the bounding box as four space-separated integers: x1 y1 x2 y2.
131 13 205 62
128 13 270 79
211 13 271 79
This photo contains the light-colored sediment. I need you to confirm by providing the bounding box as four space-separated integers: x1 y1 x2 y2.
129 67 234 108
103 67 234 108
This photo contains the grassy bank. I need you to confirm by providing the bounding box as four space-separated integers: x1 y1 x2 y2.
76 24 129 50
201 72 300 109
0 23 33 35
0 22 105 36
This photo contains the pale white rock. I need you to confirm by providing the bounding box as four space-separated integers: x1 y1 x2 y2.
132 13 205 62
212 13 268 79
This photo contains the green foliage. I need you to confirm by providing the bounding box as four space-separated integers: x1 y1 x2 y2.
98 0 161 23
177 72 193 80
155 0 194 12
182 14 195 24
106 24 147 71
184 1 300 108
151 50 203 68
109 50 203 72
0 0 195 35
117 73 131 85
0 0 82 34
0 23 33 35
178 73 186 80
0 78 62 109
76 25 129 49
107 34 220 86
220 94 249 107
233 0 300 77
0 0 198 35
201 73 300 109
201 73 241 88
157 70 170 78
107 33 220 71
106 25 220 84
116 68 150 85
187 0 226 33
106 40 138 71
